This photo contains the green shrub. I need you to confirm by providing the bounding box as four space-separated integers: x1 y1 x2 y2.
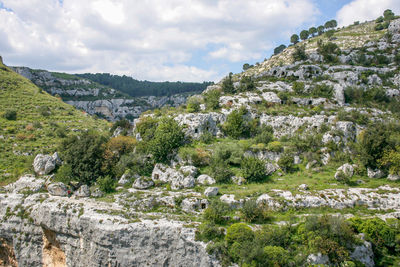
380 146 400 175
209 159 234 183
4 109 17 120
39 106 51 117
222 107 251 139
292 45 307 61
148 117 185 163
204 89 221 110
213 142 244 165
226 223 254 245
254 125 274 145
241 199 269 223
135 116 158 142
59 131 107 185
110 118 131 134
238 76 255 92
195 223 225 242
55 164 74 184
278 152 298 173
266 141 283 152
222 72 235 94
241 157 267 182
97 175 116 193
186 96 201 113
199 131 214 144
203 199 230 224
262 246 289 266
311 84 333 98
293 81 305 95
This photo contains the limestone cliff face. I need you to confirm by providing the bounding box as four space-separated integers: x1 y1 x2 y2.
0 193 219 267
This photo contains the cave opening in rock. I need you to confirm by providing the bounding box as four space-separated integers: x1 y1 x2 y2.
42 228 66 267
0 238 18 267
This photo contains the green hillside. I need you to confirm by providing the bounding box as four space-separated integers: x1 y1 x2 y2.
0 59 110 185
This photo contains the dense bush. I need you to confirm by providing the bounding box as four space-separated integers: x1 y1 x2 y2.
266 141 283 152
254 125 274 145
209 159 234 183
179 147 211 167
311 84 333 98
102 136 137 175
213 143 244 166
195 223 225 242
204 89 221 110
222 107 251 139
344 86 389 105
292 45 307 61
238 76 255 92
59 131 108 185
203 199 231 224
222 72 235 94
115 152 154 177
135 116 158 142
97 175 116 193
292 81 305 95
110 119 131 134
380 146 400 175
3 109 17 120
186 96 201 112
241 199 269 223
241 157 267 182
278 152 298 173
318 41 341 63
148 117 185 163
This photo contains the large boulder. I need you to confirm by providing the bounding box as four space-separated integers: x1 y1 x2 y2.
334 163 354 180
118 172 131 185
307 253 330 265
388 174 400 181
74 185 90 197
47 182 69 197
33 152 61 175
350 238 374 267
197 174 216 185
389 18 400 34
4 174 45 193
367 168 385 179
180 165 198 178
133 177 154 190
181 198 200 212
204 187 219 197
220 194 242 208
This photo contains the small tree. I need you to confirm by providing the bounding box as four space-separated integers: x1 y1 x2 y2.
290 34 299 44
273 44 286 55
3 109 17 120
241 157 267 182
309 27 317 37
148 117 185 163
222 107 249 139
383 9 395 21
222 72 235 94
242 63 250 71
300 30 309 41
204 89 221 110
317 25 325 35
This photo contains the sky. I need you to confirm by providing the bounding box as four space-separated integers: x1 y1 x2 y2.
1 0 400 82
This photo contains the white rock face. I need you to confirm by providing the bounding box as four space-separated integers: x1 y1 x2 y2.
298 184 309 191
231 176 245 185
180 165 198 178
74 185 90 197
118 173 131 185
175 112 226 139
33 153 61 175
367 168 385 179
204 187 219 197
4 174 45 193
133 178 154 189
389 18 400 34
0 193 220 267
197 175 216 185
220 194 242 208
47 182 68 197
151 164 195 190
307 253 330 265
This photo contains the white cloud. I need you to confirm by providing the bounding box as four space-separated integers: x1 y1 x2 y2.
336 0 400 27
0 0 319 82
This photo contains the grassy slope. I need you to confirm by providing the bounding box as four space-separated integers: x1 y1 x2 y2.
0 61 110 185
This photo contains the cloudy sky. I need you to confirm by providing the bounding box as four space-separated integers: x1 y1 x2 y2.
1 0 400 82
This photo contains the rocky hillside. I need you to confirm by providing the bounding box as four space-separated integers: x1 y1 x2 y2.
12 67 201 121
2 15 400 267
0 61 110 185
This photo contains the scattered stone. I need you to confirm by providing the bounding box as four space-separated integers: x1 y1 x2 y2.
181 198 200 212
294 156 301 165
33 153 60 175
388 174 400 181
204 187 219 197
307 253 330 265
231 176 245 185
152 163 195 189
47 182 68 197
367 168 385 179
74 185 90 197
197 174 216 185
220 194 242 208
298 184 309 191
91 188 104 198
306 160 317 170
133 178 154 190
4 174 45 193
265 162 277 176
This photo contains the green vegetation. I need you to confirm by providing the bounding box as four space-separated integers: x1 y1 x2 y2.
0 62 109 185
77 73 212 97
